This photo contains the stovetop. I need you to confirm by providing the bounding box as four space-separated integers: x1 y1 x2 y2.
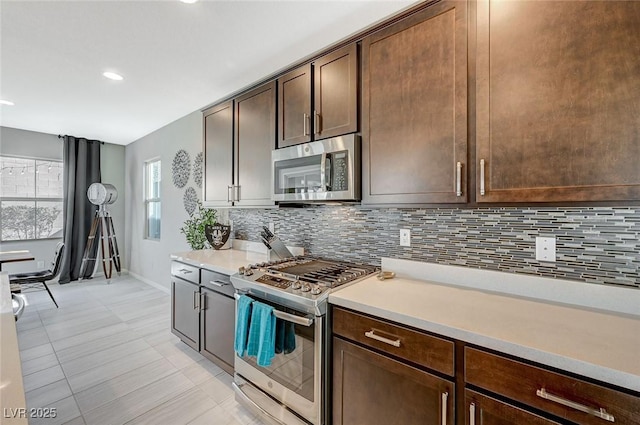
230 256 379 315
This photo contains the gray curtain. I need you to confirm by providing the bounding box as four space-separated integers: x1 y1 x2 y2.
59 136 101 284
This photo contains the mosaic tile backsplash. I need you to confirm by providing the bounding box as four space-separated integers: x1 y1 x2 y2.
228 206 640 288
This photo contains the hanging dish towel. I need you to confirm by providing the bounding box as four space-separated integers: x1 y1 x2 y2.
275 319 297 355
234 294 254 357
246 301 276 367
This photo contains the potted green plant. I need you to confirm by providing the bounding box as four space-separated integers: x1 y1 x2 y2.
180 201 218 250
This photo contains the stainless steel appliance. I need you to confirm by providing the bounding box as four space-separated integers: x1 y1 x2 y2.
231 256 378 425
272 135 360 202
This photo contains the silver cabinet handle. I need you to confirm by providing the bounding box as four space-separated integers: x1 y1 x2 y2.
314 110 321 134
179 268 192 274
193 291 199 310
234 185 240 202
441 392 448 425
469 402 476 425
536 389 615 422
227 185 233 203
479 159 485 196
364 330 401 347
200 293 206 311
209 280 228 287
303 113 309 136
456 162 463 196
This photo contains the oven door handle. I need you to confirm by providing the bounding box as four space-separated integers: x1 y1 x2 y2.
273 310 313 327
234 293 314 327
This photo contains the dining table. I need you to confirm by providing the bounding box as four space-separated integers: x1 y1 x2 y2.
0 250 35 271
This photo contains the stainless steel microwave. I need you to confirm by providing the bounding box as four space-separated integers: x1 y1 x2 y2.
272 134 360 202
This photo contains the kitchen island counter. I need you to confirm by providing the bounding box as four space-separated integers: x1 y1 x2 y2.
329 258 640 393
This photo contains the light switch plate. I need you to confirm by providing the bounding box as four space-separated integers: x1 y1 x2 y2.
400 229 411 247
536 236 556 262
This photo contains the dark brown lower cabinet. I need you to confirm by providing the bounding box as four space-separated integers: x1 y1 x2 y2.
465 390 560 425
171 277 199 351
332 337 454 425
200 286 235 375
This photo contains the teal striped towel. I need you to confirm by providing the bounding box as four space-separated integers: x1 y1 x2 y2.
246 301 276 367
234 294 253 357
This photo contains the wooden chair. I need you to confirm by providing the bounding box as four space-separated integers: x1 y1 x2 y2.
9 242 64 308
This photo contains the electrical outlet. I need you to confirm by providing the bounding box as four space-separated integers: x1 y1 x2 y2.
400 229 411 247
268 222 275 233
37 261 45 268
535 236 556 262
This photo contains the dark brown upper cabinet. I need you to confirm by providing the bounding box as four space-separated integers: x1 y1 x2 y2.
203 82 275 207
234 82 276 207
277 44 358 148
361 1 468 205
313 44 358 140
278 64 311 147
476 0 640 203
203 100 234 207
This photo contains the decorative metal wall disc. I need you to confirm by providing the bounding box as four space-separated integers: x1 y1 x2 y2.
193 152 203 188
183 187 198 216
172 149 190 188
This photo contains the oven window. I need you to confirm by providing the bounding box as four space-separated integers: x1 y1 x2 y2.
241 320 315 402
274 155 323 195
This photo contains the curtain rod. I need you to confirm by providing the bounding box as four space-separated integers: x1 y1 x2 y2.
57 135 104 144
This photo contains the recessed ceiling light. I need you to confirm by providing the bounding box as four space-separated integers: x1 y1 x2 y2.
103 72 124 81
180 0 198 3
0 99 15 106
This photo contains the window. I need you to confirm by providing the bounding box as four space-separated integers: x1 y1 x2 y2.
145 159 161 240
0 156 64 241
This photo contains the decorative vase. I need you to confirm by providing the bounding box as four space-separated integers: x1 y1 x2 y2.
205 224 232 250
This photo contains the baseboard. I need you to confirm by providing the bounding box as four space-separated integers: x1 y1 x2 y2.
128 271 170 294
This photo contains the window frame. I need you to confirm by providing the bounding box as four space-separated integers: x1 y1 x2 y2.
0 155 64 242
144 158 161 241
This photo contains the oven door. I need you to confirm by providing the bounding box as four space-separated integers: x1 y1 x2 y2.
234 293 323 425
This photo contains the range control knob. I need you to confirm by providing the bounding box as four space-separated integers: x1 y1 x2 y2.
291 280 302 290
238 267 245 275
244 269 253 276
300 282 312 292
310 285 322 295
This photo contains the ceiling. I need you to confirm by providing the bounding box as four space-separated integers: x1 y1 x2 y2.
0 0 417 146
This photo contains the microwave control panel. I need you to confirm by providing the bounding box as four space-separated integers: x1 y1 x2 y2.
330 151 348 192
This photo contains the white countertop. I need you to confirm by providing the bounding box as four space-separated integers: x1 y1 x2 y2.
329 259 640 393
171 240 304 276
0 272 28 425
171 248 269 276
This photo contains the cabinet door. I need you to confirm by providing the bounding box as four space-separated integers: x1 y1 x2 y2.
476 0 640 202
203 101 234 207
200 287 235 375
333 337 453 425
313 44 358 140
466 390 560 425
362 1 468 204
278 64 312 148
171 278 199 351
234 82 276 207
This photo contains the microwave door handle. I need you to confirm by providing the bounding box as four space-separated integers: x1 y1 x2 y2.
320 152 327 192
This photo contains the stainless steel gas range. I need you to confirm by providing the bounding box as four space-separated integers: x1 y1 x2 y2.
230 256 379 425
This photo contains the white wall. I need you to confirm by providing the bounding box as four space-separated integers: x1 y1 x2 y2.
0 126 126 275
124 111 202 289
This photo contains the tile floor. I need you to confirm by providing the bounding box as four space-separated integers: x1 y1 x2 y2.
15 274 265 425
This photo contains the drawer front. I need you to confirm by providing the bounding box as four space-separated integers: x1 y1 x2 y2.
171 261 200 284
465 347 640 425
201 268 234 298
332 307 454 376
